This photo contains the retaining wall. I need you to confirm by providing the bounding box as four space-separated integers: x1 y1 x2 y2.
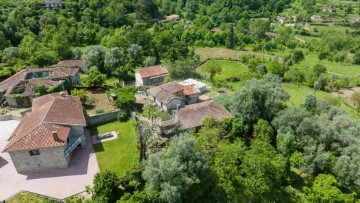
86 110 121 127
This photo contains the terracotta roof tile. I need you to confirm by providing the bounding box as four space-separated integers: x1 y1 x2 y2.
148 82 184 103
3 92 86 152
0 70 27 92
136 64 169 79
55 60 85 68
174 100 232 129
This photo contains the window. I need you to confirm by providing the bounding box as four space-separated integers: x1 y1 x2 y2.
29 150 40 156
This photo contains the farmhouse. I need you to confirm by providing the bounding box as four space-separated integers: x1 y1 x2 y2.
135 64 169 86
0 67 80 107
147 82 185 111
2 92 86 174
54 60 85 69
173 100 232 131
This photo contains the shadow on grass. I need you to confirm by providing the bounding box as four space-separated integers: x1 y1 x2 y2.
93 142 105 152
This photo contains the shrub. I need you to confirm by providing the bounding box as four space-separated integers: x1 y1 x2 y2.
117 109 130 121
95 107 105 114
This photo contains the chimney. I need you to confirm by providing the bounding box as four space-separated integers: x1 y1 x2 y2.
59 91 66 97
52 131 59 142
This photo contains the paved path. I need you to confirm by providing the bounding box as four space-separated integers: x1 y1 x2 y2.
0 122 99 201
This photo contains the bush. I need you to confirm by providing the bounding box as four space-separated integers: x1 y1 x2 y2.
111 87 136 110
71 89 87 105
95 107 105 114
117 109 130 121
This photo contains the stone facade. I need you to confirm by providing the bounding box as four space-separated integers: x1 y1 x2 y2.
10 146 68 174
86 110 121 127
135 72 165 86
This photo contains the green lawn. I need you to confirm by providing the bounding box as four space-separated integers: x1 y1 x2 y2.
7 191 56 203
90 120 139 177
197 60 249 81
282 83 359 119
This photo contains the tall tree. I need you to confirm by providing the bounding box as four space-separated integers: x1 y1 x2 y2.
105 47 124 74
82 45 106 73
143 134 211 203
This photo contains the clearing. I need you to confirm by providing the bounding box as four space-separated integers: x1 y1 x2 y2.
195 47 283 63
282 83 359 119
90 120 139 177
85 88 116 115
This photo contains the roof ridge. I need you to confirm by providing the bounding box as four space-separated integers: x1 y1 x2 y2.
42 95 57 124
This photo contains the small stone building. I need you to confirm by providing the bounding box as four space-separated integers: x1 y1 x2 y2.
173 100 232 131
135 64 169 86
147 82 185 111
0 67 81 107
2 92 87 174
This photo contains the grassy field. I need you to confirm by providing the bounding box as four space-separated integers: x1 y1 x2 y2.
282 83 359 119
197 60 249 81
296 53 360 78
90 120 139 177
6 191 57 203
195 47 283 62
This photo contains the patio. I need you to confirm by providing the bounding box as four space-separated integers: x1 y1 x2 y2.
0 120 99 201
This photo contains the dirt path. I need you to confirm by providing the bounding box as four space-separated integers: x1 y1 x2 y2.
331 87 360 106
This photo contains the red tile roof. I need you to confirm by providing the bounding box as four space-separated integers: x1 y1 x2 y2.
3 92 86 152
136 64 169 79
198 95 212 102
174 100 232 129
147 82 184 103
0 67 79 93
165 14 180 20
0 70 27 92
55 60 85 68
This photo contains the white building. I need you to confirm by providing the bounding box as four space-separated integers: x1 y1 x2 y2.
178 79 207 94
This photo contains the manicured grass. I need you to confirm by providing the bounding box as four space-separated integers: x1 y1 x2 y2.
7 191 56 203
282 83 359 119
90 120 139 177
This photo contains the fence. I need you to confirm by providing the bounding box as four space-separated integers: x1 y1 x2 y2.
86 110 121 127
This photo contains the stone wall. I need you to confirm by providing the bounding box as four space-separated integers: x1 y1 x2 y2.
0 114 22 121
86 110 121 127
10 146 67 174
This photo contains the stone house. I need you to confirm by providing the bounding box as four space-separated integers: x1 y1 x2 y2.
135 64 169 86
0 67 81 107
147 82 185 112
2 92 86 174
173 100 232 131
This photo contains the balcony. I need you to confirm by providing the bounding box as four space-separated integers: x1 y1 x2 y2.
64 133 85 157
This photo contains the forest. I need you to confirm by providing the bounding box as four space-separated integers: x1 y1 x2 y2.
1 0 360 202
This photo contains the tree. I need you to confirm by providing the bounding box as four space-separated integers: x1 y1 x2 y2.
0 31 10 50
266 61 285 77
313 64 327 77
303 93 317 111
206 60 222 82
127 44 143 62
92 170 120 203
142 56 157 67
292 50 305 63
2 47 19 63
105 47 124 74
143 134 211 203
85 67 106 87
253 119 274 141
353 50 360 65
213 140 246 200
166 60 197 79
74 47 82 60
241 137 286 201
231 75 289 128
305 174 354 202
226 24 235 49
71 89 87 105
82 45 106 73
